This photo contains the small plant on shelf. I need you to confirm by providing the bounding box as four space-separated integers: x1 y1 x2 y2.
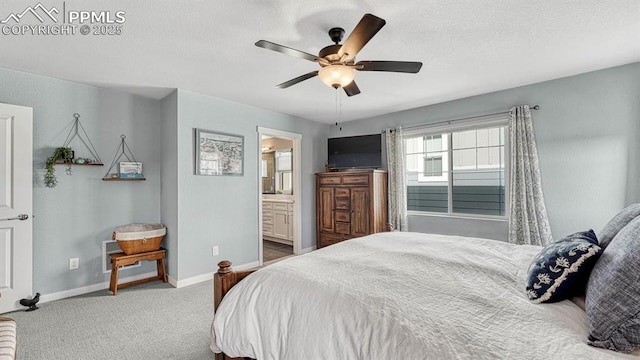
44 147 73 188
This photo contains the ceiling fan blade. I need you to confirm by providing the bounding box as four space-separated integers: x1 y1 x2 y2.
276 71 319 89
355 60 423 73
255 40 318 62
337 14 386 61
343 81 361 97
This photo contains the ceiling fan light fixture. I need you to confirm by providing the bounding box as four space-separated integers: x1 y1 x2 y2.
318 65 355 89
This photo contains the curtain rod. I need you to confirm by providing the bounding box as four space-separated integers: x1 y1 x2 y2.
385 105 540 132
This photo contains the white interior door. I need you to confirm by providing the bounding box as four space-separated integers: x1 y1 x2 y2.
0 103 33 313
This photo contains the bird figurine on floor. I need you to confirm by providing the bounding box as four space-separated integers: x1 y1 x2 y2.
19 292 40 311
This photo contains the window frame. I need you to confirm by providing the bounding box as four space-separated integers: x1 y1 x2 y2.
403 115 510 220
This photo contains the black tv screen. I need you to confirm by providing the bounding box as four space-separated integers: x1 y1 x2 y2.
328 134 382 170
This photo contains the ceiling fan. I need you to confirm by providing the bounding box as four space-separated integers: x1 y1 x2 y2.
255 13 422 97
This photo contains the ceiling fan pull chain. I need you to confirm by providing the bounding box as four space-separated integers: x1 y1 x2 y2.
338 89 343 131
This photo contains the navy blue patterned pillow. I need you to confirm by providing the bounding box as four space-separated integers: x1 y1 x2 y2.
526 230 602 303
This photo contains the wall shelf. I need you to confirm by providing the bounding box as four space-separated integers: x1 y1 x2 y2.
55 161 103 166
102 134 145 181
60 113 104 163
102 177 146 181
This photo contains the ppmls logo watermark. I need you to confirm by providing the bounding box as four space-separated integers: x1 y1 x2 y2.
1 2 126 36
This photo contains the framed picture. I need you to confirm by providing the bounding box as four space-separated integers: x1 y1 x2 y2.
195 128 244 176
119 161 143 178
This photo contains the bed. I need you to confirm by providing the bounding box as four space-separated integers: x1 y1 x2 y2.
210 231 640 359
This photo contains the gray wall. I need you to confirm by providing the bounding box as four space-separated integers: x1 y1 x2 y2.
161 89 328 281
0 66 328 295
3 61 638 295
160 91 179 278
331 62 640 240
0 67 162 294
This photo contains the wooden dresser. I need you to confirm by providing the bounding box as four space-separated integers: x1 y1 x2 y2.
316 170 388 248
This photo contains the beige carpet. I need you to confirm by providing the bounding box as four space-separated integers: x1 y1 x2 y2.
7 280 215 360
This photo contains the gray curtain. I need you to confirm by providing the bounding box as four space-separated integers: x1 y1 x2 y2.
385 127 408 231
508 105 552 245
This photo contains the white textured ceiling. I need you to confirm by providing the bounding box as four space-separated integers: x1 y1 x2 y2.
1 1 639 123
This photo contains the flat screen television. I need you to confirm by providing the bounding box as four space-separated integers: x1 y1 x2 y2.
328 133 382 170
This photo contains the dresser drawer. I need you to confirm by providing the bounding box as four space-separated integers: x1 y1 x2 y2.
334 210 350 222
319 175 342 185
335 188 350 198
335 198 349 210
335 222 350 235
319 233 344 247
342 174 369 185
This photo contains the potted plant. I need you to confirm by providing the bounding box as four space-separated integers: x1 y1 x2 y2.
44 147 73 188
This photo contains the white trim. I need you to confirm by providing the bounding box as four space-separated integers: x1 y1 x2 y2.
39 271 158 304
257 131 264 266
173 273 210 288
407 211 509 222
102 240 141 274
257 126 303 268
405 118 510 220
300 246 316 254
403 113 509 137
39 260 261 303
172 260 260 288
447 132 453 213
257 127 302 140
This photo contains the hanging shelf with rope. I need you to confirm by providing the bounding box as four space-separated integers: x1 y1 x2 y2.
102 134 146 181
56 113 104 166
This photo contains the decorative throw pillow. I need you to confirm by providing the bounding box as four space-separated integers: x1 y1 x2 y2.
598 203 640 248
586 216 640 352
525 230 601 303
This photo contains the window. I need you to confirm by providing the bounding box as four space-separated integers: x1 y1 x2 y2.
405 124 507 217
423 135 443 177
275 149 292 194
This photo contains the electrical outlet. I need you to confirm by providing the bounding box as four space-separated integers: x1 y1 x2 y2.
211 246 219 257
69 257 79 270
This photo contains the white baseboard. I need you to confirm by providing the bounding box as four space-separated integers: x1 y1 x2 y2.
173 272 212 288
301 245 316 254
172 260 260 288
39 271 158 304
38 260 261 303
235 260 260 271
167 275 178 287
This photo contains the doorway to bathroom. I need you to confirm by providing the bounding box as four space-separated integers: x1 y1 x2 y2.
257 127 302 266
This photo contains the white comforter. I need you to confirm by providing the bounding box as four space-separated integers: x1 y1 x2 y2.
211 232 639 359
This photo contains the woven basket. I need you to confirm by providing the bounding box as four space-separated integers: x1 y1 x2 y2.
113 223 166 255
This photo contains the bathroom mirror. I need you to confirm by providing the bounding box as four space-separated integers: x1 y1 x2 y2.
262 152 275 194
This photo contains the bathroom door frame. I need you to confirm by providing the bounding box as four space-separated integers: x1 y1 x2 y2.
257 127 302 266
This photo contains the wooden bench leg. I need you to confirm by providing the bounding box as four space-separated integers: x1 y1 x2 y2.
157 257 167 283
109 250 167 295
110 260 120 296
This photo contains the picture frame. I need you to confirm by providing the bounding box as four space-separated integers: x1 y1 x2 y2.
119 161 143 178
195 128 244 176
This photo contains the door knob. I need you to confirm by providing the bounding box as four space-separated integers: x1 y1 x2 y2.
0 214 29 221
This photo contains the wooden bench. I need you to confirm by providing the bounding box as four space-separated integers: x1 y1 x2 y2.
109 248 167 295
